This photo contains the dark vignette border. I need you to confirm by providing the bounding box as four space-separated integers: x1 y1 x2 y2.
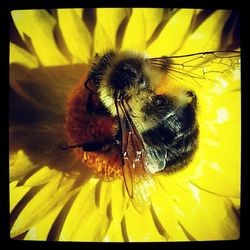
1 0 248 250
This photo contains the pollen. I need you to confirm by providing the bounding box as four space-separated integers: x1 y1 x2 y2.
64 77 122 180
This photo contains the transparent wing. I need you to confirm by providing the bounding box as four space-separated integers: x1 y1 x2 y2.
150 51 240 88
115 95 154 214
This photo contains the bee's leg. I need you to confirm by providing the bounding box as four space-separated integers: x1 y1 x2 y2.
186 90 197 107
60 136 121 152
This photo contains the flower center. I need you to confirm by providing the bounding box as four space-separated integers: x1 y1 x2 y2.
64 77 122 180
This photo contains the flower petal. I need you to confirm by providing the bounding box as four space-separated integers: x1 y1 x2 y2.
11 10 69 66
109 179 128 223
172 182 239 240
230 197 240 208
11 173 73 238
10 181 31 213
23 201 67 240
93 22 114 53
95 180 112 212
103 220 124 242
10 42 39 69
141 8 165 43
10 150 36 182
156 169 240 240
147 9 196 57
9 124 83 175
11 173 80 239
177 10 231 54
124 204 166 241
23 166 61 187
94 8 128 52
191 91 241 197
121 9 146 52
58 178 112 241
57 9 92 63
151 182 190 241
10 63 87 114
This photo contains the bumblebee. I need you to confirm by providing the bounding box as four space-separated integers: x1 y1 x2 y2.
63 50 240 212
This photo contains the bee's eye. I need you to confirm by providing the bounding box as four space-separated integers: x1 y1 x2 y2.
155 95 167 106
138 77 146 89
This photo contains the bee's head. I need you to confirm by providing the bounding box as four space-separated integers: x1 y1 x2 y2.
109 58 148 94
95 50 163 117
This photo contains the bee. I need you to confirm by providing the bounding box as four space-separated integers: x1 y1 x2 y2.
62 49 240 213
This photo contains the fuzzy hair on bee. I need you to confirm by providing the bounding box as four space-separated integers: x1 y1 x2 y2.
88 50 196 132
89 51 164 118
62 49 240 213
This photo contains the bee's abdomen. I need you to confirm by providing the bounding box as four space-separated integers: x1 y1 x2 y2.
163 125 199 169
142 103 199 172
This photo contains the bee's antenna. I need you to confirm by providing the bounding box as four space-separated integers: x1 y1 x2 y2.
59 143 82 150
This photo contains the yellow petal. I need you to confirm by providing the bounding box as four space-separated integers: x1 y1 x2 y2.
230 197 240 208
95 180 112 212
141 8 165 42
93 22 114 54
121 8 146 52
151 181 190 241
192 91 241 197
10 42 39 69
23 201 67 240
147 9 196 57
177 10 231 54
10 173 76 238
95 8 129 52
9 150 36 182
124 204 166 241
59 178 102 241
103 220 124 242
57 9 92 63
10 63 87 114
11 10 69 66
10 181 31 213
173 182 239 240
156 172 239 240
24 166 61 187
109 179 128 222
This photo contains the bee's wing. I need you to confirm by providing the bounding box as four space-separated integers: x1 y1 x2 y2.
122 151 154 214
123 130 154 213
150 51 240 88
115 96 154 214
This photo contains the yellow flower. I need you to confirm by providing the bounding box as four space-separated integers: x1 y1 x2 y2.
10 8 240 241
